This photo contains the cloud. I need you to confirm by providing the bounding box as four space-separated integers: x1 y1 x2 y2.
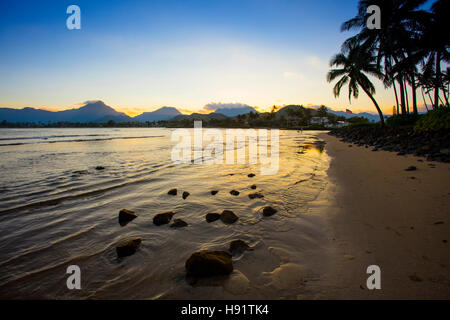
204 102 254 111
283 71 304 80
77 100 105 106
306 56 328 71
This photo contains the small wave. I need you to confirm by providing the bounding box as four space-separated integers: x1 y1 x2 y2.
0 175 159 216
0 134 106 141
0 135 166 146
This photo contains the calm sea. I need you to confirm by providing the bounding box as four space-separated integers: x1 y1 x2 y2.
0 128 331 299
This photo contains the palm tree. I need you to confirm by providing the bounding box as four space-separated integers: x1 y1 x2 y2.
341 0 429 115
416 0 450 109
327 43 385 126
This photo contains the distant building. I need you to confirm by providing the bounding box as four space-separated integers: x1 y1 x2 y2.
311 117 329 125
334 120 347 128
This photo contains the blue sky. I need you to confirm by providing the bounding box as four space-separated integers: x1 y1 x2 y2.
0 0 403 115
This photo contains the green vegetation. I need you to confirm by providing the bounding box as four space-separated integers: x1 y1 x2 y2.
414 108 450 131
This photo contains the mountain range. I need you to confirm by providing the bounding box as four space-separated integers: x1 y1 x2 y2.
0 101 132 123
0 100 379 123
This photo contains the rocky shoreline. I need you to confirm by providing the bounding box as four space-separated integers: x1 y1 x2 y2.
328 127 450 163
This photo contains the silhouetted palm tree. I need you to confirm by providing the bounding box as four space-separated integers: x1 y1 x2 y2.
327 43 385 126
341 0 429 115
415 0 450 108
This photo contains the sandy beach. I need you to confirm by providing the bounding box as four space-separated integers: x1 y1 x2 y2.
320 133 450 299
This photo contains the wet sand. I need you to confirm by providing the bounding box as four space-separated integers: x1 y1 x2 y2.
320 133 450 299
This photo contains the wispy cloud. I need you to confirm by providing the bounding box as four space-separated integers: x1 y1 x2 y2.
306 56 328 71
283 71 305 80
204 102 253 111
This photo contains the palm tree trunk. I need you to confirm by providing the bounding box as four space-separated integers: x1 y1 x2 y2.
393 80 400 115
412 76 418 114
443 87 449 107
359 81 385 127
421 87 429 112
404 78 410 114
434 52 441 109
398 77 407 115
393 56 407 115
427 90 434 107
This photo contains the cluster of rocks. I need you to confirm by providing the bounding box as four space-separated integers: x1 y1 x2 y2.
114 172 279 279
328 127 450 163
167 188 190 199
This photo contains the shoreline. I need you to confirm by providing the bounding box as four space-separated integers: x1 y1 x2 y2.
319 133 450 299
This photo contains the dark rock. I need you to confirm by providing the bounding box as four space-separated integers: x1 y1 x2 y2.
182 191 190 199
95 166 105 170
434 221 444 225
250 185 257 190
262 206 277 217
327 127 450 164
397 151 406 156
206 213 221 223
168 188 177 196
248 193 264 199
229 240 253 255
372 148 379 152
116 238 141 258
153 211 175 226
185 250 233 277
230 190 240 196
405 166 417 171
220 210 239 224
171 218 188 228
248 173 256 178
119 209 137 225
211 190 219 195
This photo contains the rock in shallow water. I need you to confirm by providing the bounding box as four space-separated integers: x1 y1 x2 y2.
248 173 256 178
230 190 240 196
229 240 253 255
211 190 219 195
185 250 233 277
206 213 221 223
95 166 105 170
250 185 257 190
153 211 175 226
118 209 137 225
221 210 239 224
405 166 417 171
248 193 264 199
168 188 177 195
116 238 141 258
262 206 277 217
171 218 188 228
182 191 190 199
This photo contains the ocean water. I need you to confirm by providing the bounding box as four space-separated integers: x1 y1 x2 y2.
0 128 331 299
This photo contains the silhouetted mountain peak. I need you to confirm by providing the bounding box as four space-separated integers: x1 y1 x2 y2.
0 100 131 123
134 106 181 122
